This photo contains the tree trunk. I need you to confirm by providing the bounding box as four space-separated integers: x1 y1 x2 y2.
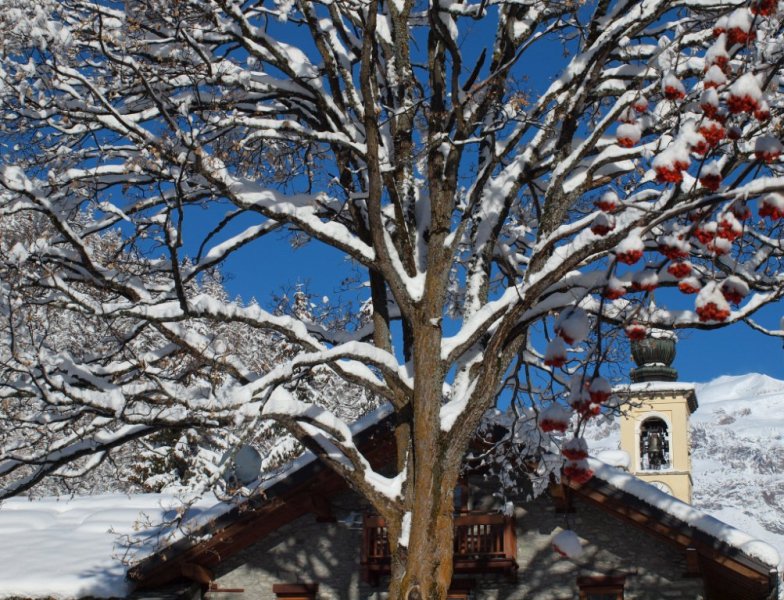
385 314 460 600
388 481 457 600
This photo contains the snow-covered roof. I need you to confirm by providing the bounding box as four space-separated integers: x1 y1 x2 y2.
0 493 223 599
587 458 780 569
614 380 696 393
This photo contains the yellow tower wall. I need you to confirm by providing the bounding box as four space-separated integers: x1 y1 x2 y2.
617 385 697 504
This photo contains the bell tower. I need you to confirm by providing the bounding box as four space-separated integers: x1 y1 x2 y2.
618 331 698 504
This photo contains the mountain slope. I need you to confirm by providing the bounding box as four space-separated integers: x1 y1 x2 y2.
585 373 784 570
690 374 784 559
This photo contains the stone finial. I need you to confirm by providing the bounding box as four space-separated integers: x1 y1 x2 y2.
630 329 678 383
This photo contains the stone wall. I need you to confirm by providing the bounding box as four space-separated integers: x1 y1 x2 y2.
476 494 704 599
207 491 705 600
208 491 381 600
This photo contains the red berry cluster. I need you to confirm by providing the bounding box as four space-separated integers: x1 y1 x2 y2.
658 242 688 260
721 284 745 305
616 248 643 265
562 447 588 461
679 279 701 294
625 323 647 340
603 285 626 300
667 261 692 279
759 201 784 220
696 301 730 322
540 418 568 433
727 94 759 114
751 0 776 15
563 462 594 485
699 173 722 191
664 85 685 101
698 122 725 146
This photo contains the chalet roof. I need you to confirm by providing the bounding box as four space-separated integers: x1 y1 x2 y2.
0 405 394 600
586 459 779 569
569 461 780 600
128 405 779 597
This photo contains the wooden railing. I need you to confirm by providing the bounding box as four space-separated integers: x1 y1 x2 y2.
360 512 518 585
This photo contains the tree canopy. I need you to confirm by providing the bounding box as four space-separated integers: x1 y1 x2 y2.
1 0 784 597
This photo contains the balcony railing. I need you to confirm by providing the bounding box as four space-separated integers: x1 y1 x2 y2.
361 512 518 585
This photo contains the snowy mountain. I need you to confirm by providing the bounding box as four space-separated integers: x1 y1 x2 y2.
586 373 784 571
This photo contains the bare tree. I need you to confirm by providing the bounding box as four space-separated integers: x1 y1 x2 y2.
2 0 784 597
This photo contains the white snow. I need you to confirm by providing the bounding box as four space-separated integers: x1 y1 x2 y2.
544 337 568 365
552 528 584 559
616 122 641 144
0 493 221 599
596 449 631 470
555 307 590 344
399 511 412 547
703 65 727 88
729 73 762 102
726 7 753 33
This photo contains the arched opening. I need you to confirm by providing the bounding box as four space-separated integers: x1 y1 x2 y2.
639 417 671 471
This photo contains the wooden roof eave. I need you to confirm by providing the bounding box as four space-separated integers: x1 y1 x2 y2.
129 415 396 589
566 477 777 597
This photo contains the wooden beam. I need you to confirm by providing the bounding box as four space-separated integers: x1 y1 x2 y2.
309 493 335 522
569 482 772 591
685 547 700 577
180 562 213 587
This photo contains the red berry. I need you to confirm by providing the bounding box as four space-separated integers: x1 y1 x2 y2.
667 261 692 279
700 173 722 191
721 288 744 305
696 302 730 322
727 28 756 45
540 419 568 433
678 279 701 294
655 166 684 184
658 243 688 260
616 249 643 265
603 285 626 300
664 86 685 101
727 94 759 114
698 122 725 147
563 461 594 484
625 323 647 340
751 0 776 15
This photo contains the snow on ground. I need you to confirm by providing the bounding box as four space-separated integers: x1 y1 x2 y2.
586 372 784 576
0 493 226 599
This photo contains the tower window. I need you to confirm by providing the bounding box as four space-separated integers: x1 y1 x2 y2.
640 418 670 471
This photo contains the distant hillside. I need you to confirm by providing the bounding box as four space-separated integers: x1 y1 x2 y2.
585 373 784 570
